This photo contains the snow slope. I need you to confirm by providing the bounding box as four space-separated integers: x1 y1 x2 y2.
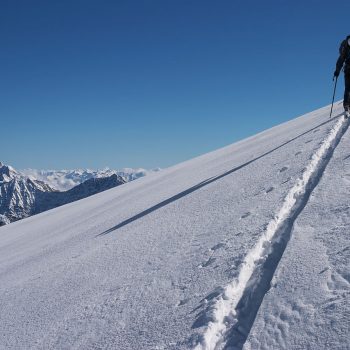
0 103 348 350
245 109 350 350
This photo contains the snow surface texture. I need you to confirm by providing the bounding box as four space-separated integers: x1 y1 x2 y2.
245 110 350 350
21 168 160 191
0 102 349 350
195 112 348 350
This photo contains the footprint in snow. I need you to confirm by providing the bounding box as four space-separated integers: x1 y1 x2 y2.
200 257 216 268
326 271 349 292
177 298 190 307
295 151 302 156
279 166 288 173
319 267 329 275
340 271 350 284
305 139 313 144
313 128 320 133
211 242 226 251
240 212 251 219
265 186 274 194
281 177 291 185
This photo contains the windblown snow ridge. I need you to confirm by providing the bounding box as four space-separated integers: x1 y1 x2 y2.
194 115 349 350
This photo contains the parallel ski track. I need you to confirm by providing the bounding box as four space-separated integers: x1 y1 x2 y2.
194 116 349 350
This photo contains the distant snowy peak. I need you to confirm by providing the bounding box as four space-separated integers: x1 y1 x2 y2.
113 167 161 182
0 161 55 191
21 167 160 191
0 162 19 184
0 166 57 225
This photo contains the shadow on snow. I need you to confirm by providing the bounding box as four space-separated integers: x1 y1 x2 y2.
98 114 342 236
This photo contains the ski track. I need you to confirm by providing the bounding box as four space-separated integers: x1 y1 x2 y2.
194 115 349 350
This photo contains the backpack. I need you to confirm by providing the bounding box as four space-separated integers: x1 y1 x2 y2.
340 38 350 65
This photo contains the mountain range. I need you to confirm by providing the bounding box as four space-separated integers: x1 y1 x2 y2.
21 167 160 191
0 163 145 225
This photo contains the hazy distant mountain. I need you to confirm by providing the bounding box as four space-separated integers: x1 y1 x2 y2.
21 167 160 191
34 174 126 214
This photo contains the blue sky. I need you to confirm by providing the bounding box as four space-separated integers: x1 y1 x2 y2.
1 0 350 170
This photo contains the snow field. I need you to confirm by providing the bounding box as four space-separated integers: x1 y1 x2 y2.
0 103 347 349
194 114 349 350
245 111 350 350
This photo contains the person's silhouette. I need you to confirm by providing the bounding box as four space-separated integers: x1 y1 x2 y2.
334 35 350 117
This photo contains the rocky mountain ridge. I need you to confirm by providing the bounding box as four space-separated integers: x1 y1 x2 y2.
0 162 126 226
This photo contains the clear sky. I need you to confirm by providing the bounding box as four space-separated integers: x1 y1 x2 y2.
1 0 350 170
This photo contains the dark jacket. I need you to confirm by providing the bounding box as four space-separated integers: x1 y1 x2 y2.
336 35 350 74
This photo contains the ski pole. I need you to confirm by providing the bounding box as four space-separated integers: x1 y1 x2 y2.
330 76 338 118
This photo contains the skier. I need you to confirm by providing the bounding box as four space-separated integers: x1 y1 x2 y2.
334 35 350 117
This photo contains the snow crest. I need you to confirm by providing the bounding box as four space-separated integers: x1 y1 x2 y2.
194 115 349 350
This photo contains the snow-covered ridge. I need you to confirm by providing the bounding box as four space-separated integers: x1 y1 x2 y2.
0 162 20 183
0 162 57 225
21 167 160 191
0 164 128 225
195 115 349 350
0 103 348 350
